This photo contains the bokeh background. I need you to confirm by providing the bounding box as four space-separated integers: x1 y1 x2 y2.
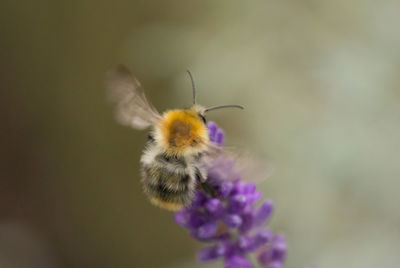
1 0 400 267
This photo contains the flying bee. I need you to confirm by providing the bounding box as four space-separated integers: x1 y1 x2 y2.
107 65 243 211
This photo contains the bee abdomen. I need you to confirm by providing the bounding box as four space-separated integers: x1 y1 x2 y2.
141 164 195 211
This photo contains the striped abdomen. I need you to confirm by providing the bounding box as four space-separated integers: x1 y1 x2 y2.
140 147 197 211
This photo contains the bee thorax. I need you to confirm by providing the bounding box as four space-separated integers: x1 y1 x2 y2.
154 109 209 156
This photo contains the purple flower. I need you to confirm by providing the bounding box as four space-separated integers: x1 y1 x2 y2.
174 122 288 268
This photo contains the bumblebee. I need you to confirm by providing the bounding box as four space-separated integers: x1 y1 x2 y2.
107 65 243 211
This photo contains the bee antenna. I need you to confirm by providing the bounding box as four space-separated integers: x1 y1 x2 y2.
204 104 244 113
186 70 196 105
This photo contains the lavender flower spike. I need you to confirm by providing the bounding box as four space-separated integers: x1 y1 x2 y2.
174 122 288 268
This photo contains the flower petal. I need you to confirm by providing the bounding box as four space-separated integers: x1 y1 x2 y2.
223 214 243 228
254 200 274 227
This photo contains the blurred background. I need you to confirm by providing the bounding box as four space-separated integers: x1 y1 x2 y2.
1 0 400 267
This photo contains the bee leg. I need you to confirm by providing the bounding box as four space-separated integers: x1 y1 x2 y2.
195 169 217 197
201 181 218 197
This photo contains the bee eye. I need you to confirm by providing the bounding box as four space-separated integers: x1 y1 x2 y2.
199 114 206 124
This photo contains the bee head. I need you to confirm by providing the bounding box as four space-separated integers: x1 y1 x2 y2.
153 71 244 156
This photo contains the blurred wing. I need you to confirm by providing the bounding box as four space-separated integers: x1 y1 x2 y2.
204 144 273 183
106 65 161 129
226 147 273 183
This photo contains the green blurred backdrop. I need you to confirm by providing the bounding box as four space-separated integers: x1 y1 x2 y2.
1 0 400 267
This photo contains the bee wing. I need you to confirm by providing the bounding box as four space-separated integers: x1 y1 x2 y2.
106 65 162 130
204 144 273 184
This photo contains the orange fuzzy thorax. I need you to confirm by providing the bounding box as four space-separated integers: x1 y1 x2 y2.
156 108 209 156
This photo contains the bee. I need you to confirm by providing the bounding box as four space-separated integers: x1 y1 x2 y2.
107 65 243 211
